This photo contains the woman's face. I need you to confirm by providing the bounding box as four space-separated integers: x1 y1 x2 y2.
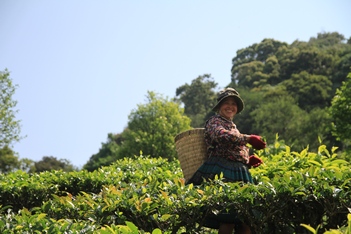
219 97 237 120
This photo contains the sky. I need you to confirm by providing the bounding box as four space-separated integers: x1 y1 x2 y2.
1 1 351 168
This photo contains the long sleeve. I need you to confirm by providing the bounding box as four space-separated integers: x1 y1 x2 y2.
204 114 250 163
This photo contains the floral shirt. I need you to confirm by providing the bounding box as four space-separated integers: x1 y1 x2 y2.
204 114 250 163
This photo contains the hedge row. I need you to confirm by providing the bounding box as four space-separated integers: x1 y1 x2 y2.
0 141 350 233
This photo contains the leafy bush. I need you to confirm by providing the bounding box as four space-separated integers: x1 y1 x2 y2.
0 142 350 233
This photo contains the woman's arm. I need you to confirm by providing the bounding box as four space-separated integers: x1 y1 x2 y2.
206 117 250 145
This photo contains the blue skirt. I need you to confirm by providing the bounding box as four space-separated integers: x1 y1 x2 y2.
187 156 253 229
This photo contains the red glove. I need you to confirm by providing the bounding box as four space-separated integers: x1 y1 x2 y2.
249 135 266 150
248 155 263 168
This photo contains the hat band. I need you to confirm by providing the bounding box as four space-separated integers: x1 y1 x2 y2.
217 91 239 102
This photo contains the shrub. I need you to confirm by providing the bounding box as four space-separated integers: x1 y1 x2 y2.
0 143 350 233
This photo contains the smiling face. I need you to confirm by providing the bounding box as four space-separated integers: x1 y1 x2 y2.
218 97 238 120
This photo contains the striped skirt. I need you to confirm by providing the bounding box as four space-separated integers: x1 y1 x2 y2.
187 156 253 185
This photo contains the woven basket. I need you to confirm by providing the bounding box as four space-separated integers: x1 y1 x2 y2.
175 128 207 182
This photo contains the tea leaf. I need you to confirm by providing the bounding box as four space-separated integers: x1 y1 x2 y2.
152 228 162 234
300 224 316 233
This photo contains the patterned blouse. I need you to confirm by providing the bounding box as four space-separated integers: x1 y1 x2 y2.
204 114 250 164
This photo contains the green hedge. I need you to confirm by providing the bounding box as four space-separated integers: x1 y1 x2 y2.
0 141 350 233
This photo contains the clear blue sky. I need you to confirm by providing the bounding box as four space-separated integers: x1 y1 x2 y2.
1 1 350 168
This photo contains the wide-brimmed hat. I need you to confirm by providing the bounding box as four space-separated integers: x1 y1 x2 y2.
212 87 244 113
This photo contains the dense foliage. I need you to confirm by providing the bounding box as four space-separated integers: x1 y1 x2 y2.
0 146 19 173
330 74 351 142
175 74 218 128
84 91 191 171
0 70 25 173
1 140 350 233
30 156 77 173
230 32 350 91
0 69 22 148
118 91 191 160
227 32 351 152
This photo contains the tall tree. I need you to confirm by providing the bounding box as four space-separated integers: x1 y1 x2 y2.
333 50 351 89
231 39 288 87
18 158 35 172
175 74 218 127
0 69 22 147
251 95 306 148
299 107 334 150
30 156 77 173
84 91 192 171
231 32 351 92
233 87 265 135
0 146 19 173
330 73 351 142
117 91 191 161
0 69 23 173
280 71 332 110
308 32 346 47
83 133 121 172
228 32 351 150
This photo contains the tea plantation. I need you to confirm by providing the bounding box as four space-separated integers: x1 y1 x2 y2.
0 141 350 233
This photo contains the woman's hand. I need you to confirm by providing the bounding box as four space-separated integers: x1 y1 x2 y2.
248 155 263 167
249 135 266 150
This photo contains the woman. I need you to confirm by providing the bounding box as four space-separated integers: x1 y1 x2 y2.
187 87 266 234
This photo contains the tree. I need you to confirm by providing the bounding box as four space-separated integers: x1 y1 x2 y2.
251 95 307 149
228 32 351 151
0 146 35 173
231 32 351 93
330 73 351 142
175 74 218 127
308 32 346 47
263 55 281 85
333 51 351 89
281 71 332 110
231 61 266 88
0 146 19 173
18 158 35 172
299 108 334 150
117 91 191 160
231 39 288 87
233 87 265 135
0 69 22 147
30 156 77 173
84 91 191 171
83 133 121 172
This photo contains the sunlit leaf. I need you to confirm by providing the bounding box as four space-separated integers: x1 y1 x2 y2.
152 228 163 234
125 221 139 233
300 224 316 233
308 160 321 166
160 214 172 221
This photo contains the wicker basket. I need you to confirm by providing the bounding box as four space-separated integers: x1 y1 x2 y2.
175 128 207 182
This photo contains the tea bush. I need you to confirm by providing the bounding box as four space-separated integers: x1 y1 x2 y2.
0 142 350 233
